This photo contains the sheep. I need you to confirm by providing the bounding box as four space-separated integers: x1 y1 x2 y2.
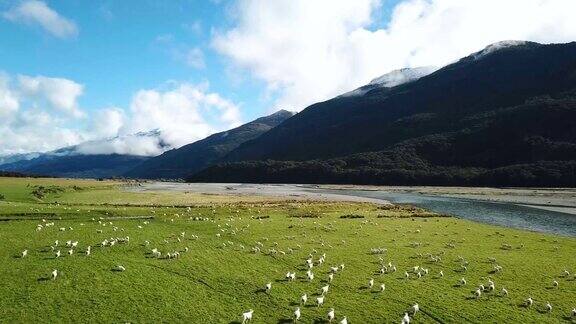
368 278 374 288
563 270 570 277
115 265 126 272
51 269 58 280
479 284 485 292
321 284 329 295
307 270 315 282
71 241 78 248
501 288 508 296
474 288 482 299
301 293 307 305
328 273 334 282
330 266 339 273
545 301 552 312
572 308 576 317
294 307 301 321
265 282 272 293
411 304 419 315
525 297 533 307
405 271 410 279
340 264 345 270
68 249 74 256
439 270 444 277
241 309 253 323
402 313 410 324
316 296 324 307
327 308 335 322
460 278 467 286
55 250 61 258
553 280 559 288
86 246 91 256
380 283 386 292
339 316 348 324
21 250 28 258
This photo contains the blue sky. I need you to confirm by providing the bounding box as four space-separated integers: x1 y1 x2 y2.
0 1 260 120
1 0 575 156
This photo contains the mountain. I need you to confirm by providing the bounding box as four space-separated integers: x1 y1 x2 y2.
0 131 165 178
340 66 437 97
124 110 294 179
189 41 576 187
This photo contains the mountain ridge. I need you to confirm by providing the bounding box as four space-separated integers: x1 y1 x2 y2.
189 41 576 187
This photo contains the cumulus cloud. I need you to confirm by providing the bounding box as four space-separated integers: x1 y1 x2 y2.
0 74 19 119
18 75 84 117
0 110 83 154
213 0 576 110
2 0 78 38
122 82 242 152
0 77 243 156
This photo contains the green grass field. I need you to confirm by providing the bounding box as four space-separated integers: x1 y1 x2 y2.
0 177 575 323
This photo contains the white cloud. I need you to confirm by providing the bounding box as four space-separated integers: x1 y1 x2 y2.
123 82 242 152
17 75 84 117
0 76 243 156
0 110 83 155
0 74 19 119
213 0 576 110
2 0 78 38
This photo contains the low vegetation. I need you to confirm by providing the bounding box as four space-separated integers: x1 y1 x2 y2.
0 177 575 323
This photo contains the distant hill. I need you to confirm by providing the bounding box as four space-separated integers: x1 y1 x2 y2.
0 131 165 178
0 153 150 179
189 41 576 187
124 110 294 179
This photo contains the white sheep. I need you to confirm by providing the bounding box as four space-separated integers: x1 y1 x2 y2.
307 270 315 282
301 293 307 305
294 307 301 321
571 308 576 317
328 273 334 282
380 284 386 292
327 308 335 322
474 288 482 299
460 278 467 286
241 309 253 323
553 280 559 288
68 249 74 256
317 296 324 307
86 246 91 256
321 284 329 295
545 301 552 312
405 271 410 279
51 269 58 280
340 316 348 324
525 297 533 307
55 250 61 258
265 282 272 293
402 313 410 324
501 288 508 296
368 278 374 288
411 304 419 315
21 250 28 258
439 270 444 277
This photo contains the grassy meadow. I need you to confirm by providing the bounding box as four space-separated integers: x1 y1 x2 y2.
0 177 575 323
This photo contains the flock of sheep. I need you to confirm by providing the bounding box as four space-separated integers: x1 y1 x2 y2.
19 205 576 323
